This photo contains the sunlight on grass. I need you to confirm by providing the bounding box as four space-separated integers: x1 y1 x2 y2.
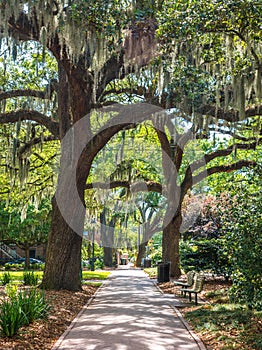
0 271 43 282
82 281 103 287
82 271 110 280
144 267 157 278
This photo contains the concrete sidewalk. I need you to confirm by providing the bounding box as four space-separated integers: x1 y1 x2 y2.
52 268 206 350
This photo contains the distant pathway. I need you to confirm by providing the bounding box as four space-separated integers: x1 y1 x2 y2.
52 268 206 350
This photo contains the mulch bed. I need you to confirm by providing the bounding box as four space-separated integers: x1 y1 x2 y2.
0 285 99 350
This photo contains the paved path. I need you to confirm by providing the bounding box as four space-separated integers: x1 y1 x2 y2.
52 268 206 350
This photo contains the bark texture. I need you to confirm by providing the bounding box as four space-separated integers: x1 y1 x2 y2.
162 212 182 278
41 197 83 291
136 241 148 267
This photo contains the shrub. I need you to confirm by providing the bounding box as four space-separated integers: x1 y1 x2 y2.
31 263 45 270
23 271 38 286
4 263 11 271
1 272 12 285
149 249 162 266
94 259 104 270
16 289 50 325
4 263 24 271
5 284 18 299
0 288 50 337
216 185 262 310
0 298 27 337
180 239 232 279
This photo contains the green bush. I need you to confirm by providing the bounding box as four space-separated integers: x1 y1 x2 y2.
216 183 262 311
180 239 232 279
0 298 27 337
229 272 262 311
4 263 24 270
5 284 18 299
94 259 104 270
149 249 162 266
16 289 50 325
1 272 12 285
23 271 38 286
4 263 11 271
29 263 44 270
0 288 50 337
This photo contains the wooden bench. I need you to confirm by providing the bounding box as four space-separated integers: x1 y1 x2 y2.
181 274 205 305
174 271 195 296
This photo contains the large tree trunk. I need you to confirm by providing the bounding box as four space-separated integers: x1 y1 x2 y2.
103 246 113 267
100 209 115 267
41 197 83 290
136 241 148 267
41 63 91 291
162 211 182 278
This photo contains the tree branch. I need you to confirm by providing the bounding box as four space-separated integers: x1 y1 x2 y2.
208 127 261 142
190 141 258 173
0 81 58 101
86 180 163 194
0 89 45 101
90 103 163 156
194 160 256 185
197 105 262 122
0 110 59 137
96 19 157 100
18 135 58 156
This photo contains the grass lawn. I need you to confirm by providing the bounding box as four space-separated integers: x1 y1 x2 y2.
0 270 110 284
82 271 111 280
143 267 157 278
0 270 43 283
82 281 103 287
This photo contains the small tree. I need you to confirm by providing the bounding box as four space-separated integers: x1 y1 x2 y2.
7 200 51 269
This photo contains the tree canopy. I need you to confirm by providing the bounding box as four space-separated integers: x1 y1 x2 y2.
0 0 261 288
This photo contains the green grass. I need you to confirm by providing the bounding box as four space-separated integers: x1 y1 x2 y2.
82 271 110 280
144 267 157 278
0 270 110 285
82 281 103 287
0 271 43 283
185 304 262 349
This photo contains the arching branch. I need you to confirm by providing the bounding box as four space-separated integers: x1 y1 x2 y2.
182 159 256 197
0 89 45 101
86 180 163 194
18 135 58 156
197 105 262 122
0 81 58 101
90 103 163 155
194 160 257 185
0 110 59 137
190 141 258 173
208 127 261 142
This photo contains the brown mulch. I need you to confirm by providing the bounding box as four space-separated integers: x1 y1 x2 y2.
0 285 99 350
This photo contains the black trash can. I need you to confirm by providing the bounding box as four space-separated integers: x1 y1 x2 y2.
120 258 127 265
157 261 170 283
143 259 152 268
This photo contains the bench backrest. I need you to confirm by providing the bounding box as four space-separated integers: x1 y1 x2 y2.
192 274 205 293
187 271 195 286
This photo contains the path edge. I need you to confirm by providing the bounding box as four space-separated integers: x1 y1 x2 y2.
51 279 108 350
153 280 207 350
